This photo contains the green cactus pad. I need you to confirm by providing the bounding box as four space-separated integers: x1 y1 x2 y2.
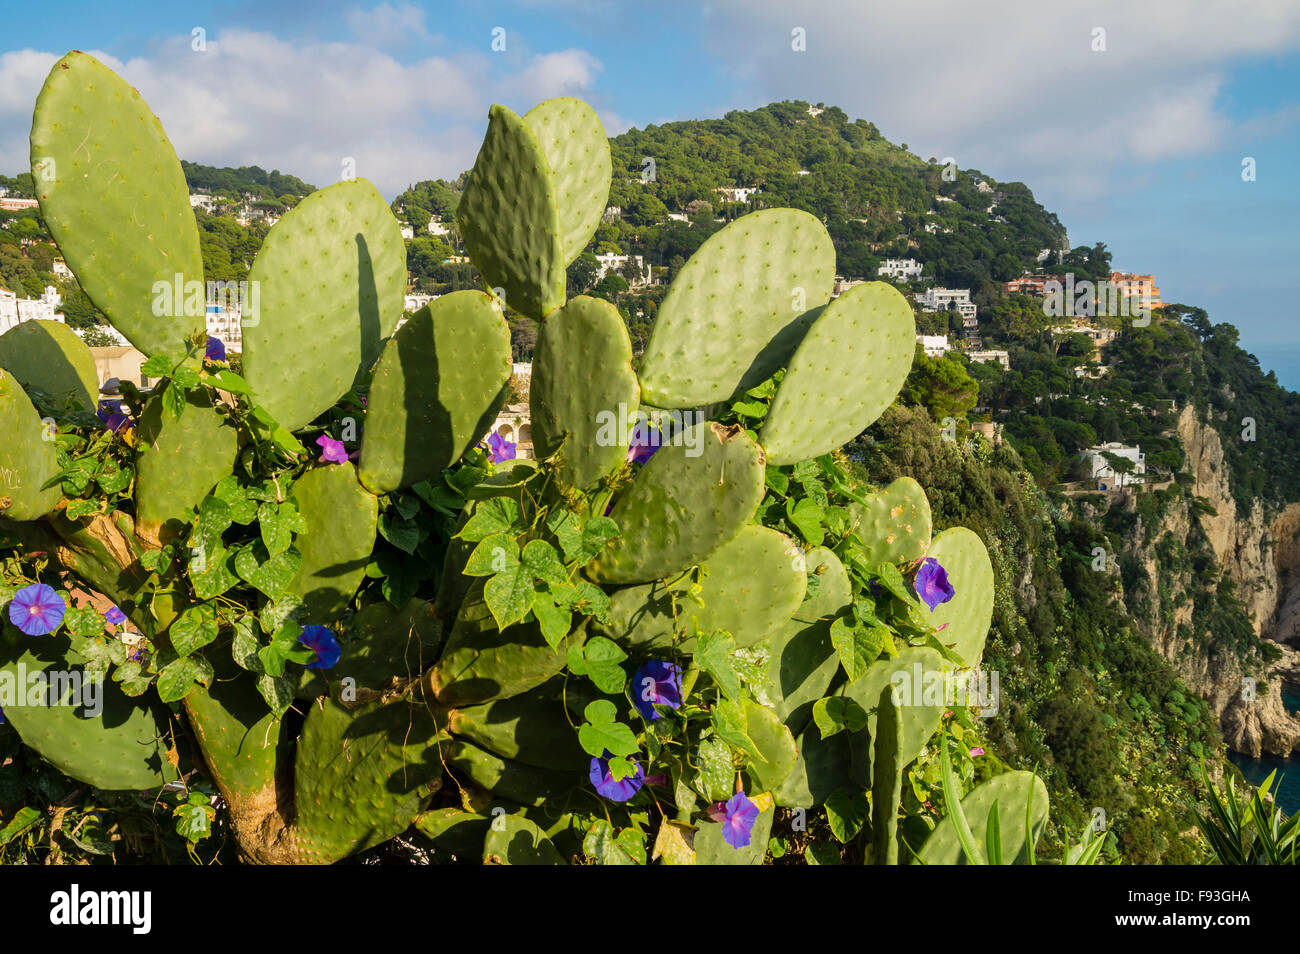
760 282 915 465
286 464 378 622
457 105 565 320
298 598 440 699
0 369 61 520
448 692 588 771
359 291 511 494
522 98 611 265
767 547 852 730
637 209 835 407
428 581 575 707
595 526 807 653
442 739 574 808
587 422 766 584
925 526 995 667
291 697 442 864
30 52 203 360
871 685 904 865
415 807 491 858
483 812 567 865
531 295 639 488
693 791 775 865
773 723 867 810
841 646 945 773
848 476 933 567
916 771 1049 865
135 388 236 542
0 637 178 790
243 177 405 432
743 701 798 793
0 320 99 414
185 668 286 819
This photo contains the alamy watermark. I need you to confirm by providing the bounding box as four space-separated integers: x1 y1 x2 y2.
594 403 706 457
151 274 261 326
890 663 1000 717
1042 273 1152 326
0 664 103 717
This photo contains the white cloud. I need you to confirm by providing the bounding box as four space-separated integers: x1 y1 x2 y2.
696 0 1300 213
0 26 606 198
346 3 439 49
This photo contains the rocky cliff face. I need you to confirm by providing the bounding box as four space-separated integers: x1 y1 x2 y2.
1107 406 1300 757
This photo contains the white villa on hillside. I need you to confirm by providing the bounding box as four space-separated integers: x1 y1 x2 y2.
915 287 977 322
916 335 951 358
427 217 453 237
967 349 1010 370
0 286 63 334
1081 442 1146 490
404 293 438 313
713 186 760 204
878 258 924 282
595 253 653 286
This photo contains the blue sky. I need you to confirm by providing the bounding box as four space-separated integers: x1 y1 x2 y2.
4 0 1299 388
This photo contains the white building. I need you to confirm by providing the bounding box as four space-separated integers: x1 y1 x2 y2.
0 197 39 212
1081 442 1146 490
0 286 63 334
427 217 453 237
967 349 1010 370
205 302 242 352
915 287 977 322
602 206 622 223
667 212 690 223
399 224 415 240
594 253 652 286
714 186 760 204
878 258 924 282
807 106 825 117
832 277 867 298
52 259 73 279
189 194 217 213
916 335 951 358
404 293 437 312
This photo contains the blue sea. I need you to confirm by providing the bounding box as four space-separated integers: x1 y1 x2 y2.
1225 682 1300 815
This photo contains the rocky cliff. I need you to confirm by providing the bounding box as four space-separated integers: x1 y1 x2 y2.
1110 405 1300 757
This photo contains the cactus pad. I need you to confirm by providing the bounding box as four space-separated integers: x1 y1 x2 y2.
842 646 945 772
0 369 62 520
871 685 904 865
428 581 575 707
848 476 932 567
30 52 203 360
442 738 573 808
243 178 405 432
457 105 565 320
286 464 377 622
530 295 639 489
0 320 99 414
359 291 511 494
586 422 765 584
925 527 995 667
760 282 915 465
0 637 178 790
522 98 611 265
135 388 236 542
637 209 835 407
767 547 851 729
447 691 588 771
291 697 441 864
483 812 567 864
916 771 1048 865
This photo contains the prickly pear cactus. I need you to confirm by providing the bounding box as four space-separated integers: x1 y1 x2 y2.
0 56 1041 868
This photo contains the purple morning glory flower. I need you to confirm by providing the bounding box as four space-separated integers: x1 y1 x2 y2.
589 751 644 802
97 400 131 434
316 434 348 465
7 583 66 636
486 431 516 464
205 336 227 362
298 625 341 670
720 791 760 849
106 606 127 627
626 425 661 465
632 660 683 720
0 706 5 724
912 557 955 611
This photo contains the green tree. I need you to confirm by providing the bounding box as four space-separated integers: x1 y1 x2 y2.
898 350 978 421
